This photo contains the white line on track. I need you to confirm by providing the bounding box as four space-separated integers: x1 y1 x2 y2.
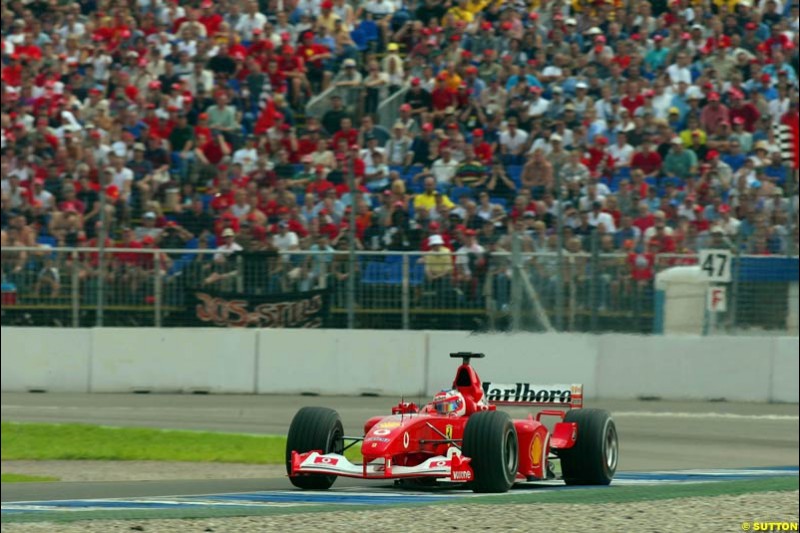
612 411 798 421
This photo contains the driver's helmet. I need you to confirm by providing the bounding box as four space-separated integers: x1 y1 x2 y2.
432 389 466 416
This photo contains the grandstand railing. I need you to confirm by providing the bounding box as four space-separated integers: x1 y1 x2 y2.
377 85 409 129
2 246 797 334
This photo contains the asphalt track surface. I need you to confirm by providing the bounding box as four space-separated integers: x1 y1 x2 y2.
2 393 798 503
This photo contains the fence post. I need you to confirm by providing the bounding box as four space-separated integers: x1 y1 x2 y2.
590 231 599 333
511 232 523 331
729 232 743 333
235 254 244 293
71 249 80 328
154 251 163 328
401 254 410 330
96 189 108 327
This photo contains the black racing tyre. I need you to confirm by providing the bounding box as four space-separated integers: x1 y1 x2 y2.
462 410 519 493
558 409 618 485
285 406 344 490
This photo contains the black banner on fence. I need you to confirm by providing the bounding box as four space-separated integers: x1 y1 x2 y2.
187 288 329 328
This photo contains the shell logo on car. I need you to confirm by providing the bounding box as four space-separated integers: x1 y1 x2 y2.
377 421 401 429
530 433 543 468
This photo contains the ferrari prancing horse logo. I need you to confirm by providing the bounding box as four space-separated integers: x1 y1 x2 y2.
445 424 453 440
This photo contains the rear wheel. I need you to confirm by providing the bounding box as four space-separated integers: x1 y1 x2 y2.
285 406 344 490
462 411 518 493
558 409 618 485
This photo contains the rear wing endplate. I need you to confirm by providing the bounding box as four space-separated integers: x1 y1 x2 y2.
482 382 583 409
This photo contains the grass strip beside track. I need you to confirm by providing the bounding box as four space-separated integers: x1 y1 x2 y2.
1 422 362 464
2 477 797 524
0 474 59 483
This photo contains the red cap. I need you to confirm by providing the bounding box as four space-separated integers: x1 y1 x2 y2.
481 21 492 31
733 116 745 125
708 92 720 101
321 0 333 8
447 123 458 129
745 22 757 30
399 103 411 111
410 77 421 86
198 113 208 120
460 50 472 58
760 73 771 83
450 34 461 42
706 150 719 160
693 204 704 214
141 235 156 245
393 200 405 208
437 72 448 81
422 122 434 132
501 21 513 31
653 34 664 42
472 128 483 137
201 0 213 7
595 136 608 145
681 32 691 40
465 66 478 75
429 221 440 230
595 35 606 43
718 204 731 214
464 229 477 236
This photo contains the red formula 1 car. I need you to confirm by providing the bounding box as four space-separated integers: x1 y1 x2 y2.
286 352 618 493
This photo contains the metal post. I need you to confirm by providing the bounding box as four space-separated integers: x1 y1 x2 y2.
729 231 743 333
71 249 79 328
590 231 599 333
401 254 410 330
786 165 797 256
554 172 565 331
236 254 244 293
346 155 357 329
96 188 108 327
154 251 163 328
511 231 522 331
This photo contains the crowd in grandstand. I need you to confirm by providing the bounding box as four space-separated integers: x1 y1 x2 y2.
1 0 798 303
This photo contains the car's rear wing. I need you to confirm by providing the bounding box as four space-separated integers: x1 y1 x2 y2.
482 382 583 409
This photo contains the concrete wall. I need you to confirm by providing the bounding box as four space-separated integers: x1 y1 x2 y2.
1 328 797 402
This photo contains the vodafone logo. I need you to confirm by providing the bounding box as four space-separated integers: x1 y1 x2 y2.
403 432 410 449
313 456 339 465
373 429 391 436
430 460 451 469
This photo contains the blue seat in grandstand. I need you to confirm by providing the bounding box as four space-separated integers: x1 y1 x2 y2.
644 177 657 188
385 263 403 284
615 167 631 180
507 165 523 188
37 235 57 247
168 254 194 276
409 261 425 286
389 165 405 176
450 186 474 201
357 19 380 43
361 262 384 284
350 29 369 52
490 197 508 210
385 254 403 264
662 176 683 189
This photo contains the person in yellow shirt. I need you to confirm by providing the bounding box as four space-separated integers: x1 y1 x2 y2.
414 176 456 212
421 234 454 285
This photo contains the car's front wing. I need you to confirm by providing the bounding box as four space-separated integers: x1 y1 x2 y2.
290 451 474 481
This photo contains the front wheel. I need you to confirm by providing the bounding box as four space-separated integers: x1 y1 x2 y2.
285 406 344 490
558 409 618 485
462 410 518 493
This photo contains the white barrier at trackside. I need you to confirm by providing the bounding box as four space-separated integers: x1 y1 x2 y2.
0 328 797 402
90 328 257 393
256 329 427 395
1 328 92 392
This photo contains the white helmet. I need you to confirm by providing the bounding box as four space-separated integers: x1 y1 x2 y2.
432 389 466 417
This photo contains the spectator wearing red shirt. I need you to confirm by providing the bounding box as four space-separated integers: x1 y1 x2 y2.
199 0 224 36
620 84 645 116
431 73 455 115
633 204 655 234
471 129 494 164
728 91 760 133
297 31 332 89
630 138 662 178
306 166 336 196
332 117 359 148
195 132 231 166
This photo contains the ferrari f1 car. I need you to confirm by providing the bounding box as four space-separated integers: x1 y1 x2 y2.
286 352 618 493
